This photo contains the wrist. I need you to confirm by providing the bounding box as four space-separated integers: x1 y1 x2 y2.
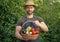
38 23 41 27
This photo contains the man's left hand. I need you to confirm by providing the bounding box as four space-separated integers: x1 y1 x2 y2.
33 20 40 27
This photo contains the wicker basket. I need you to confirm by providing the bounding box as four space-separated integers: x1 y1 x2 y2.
21 21 40 40
21 34 39 40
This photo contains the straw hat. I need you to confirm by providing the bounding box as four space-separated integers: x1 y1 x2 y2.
23 0 38 7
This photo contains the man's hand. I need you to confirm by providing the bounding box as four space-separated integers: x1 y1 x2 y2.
33 20 40 27
15 26 29 41
33 20 48 32
19 35 29 41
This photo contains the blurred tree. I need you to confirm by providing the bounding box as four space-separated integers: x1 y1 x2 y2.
0 0 60 42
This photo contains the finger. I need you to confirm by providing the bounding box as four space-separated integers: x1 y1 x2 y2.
32 22 35 24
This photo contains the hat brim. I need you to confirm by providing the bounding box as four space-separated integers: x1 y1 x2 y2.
23 4 38 7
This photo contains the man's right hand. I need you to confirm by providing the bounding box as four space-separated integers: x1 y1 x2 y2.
19 35 29 41
15 26 29 41
19 35 25 40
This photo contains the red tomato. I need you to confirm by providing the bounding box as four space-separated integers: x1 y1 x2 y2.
36 30 39 34
35 28 39 31
32 31 36 35
31 28 35 32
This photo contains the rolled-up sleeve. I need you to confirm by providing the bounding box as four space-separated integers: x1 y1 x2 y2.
16 18 22 26
37 17 44 22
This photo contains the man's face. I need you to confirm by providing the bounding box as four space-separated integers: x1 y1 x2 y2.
25 5 35 15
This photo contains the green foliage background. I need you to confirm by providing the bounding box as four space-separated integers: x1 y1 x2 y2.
0 0 60 42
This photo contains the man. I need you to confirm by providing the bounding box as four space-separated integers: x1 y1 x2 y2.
15 0 48 42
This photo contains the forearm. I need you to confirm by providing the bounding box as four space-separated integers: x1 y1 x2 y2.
38 22 48 32
15 26 22 39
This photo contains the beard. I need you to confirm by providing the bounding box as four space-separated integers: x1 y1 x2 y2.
27 11 33 15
